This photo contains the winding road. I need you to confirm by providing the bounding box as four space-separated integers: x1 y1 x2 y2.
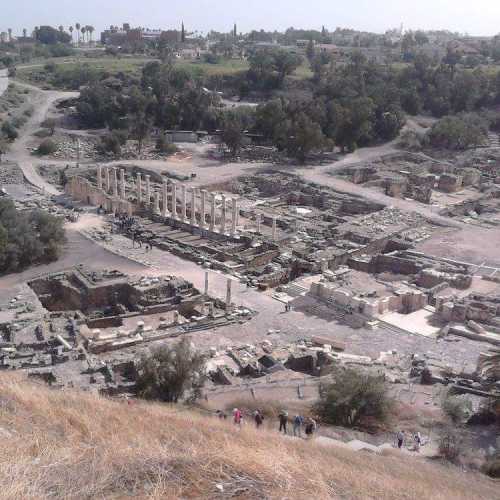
4 80 78 195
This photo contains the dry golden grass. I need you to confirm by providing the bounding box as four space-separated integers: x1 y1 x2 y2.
0 374 497 499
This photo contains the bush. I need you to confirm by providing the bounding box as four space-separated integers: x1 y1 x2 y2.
41 118 56 135
0 199 66 273
37 139 58 155
438 428 464 463
314 367 393 427
442 393 472 424
1 121 18 140
481 456 500 478
156 135 177 154
98 133 122 156
136 337 206 403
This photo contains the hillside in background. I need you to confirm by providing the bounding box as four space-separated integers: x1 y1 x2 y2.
0 375 497 499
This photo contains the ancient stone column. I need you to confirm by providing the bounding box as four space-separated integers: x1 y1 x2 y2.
181 184 187 222
200 190 207 228
226 278 232 313
136 173 142 204
105 168 111 193
171 182 177 219
97 166 103 190
256 213 261 234
127 202 133 217
120 169 126 199
191 188 197 226
272 217 277 241
162 181 168 217
145 175 151 207
154 191 160 214
204 271 209 295
209 193 216 232
231 198 238 236
220 195 226 234
112 168 118 197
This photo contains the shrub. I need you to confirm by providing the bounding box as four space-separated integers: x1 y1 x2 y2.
136 337 206 403
156 135 177 154
442 393 472 424
1 121 18 140
481 456 500 478
438 428 464 463
98 133 122 156
37 139 58 155
41 118 56 135
314 367 393 427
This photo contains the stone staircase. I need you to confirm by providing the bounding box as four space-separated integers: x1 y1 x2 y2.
488 132 500 148
282 283 309 298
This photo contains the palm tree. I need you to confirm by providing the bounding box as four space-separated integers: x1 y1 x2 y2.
75 23 81 46
58 25 64 33
88 26 94 45
81 26 86 46
7 28 12 42
23 28 27 39
69 26 74 44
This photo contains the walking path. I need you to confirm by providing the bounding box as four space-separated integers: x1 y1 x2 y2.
0 69 8 97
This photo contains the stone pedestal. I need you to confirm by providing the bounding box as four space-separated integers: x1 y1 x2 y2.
220 195 226 234
226 278 232 313
136 174 142 204
97 166 103 190
191 188 197 226
145 175 151 207
120 169 126 199
181 184 187 221
200 190 207 228
210 193 216 232
231 198 238 236
112 168 118 196
171 182 177 219
105 168 111 193
162 182 168 217
154 192 160 214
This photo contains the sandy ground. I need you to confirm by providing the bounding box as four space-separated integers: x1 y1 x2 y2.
416 225 500 268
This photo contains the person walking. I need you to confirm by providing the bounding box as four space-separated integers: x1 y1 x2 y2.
304 417 317 439
414 432 422 452
254 410 264 429
278 410 288 434
233 408 242 427
397 430 405 449
293 414 303 438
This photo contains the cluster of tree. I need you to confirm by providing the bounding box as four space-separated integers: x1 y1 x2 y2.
76 62 222 152
0 199 66 273
427 113 489 150
246 48 303 91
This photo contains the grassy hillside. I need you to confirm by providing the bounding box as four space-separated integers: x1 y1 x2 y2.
0 374 497 499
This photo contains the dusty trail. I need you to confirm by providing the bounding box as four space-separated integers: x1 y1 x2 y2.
4 80 78 195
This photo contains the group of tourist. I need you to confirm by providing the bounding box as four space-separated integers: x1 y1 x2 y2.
216 408 317 439
396 429 423 452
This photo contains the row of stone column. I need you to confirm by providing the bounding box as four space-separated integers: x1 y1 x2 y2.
134 173 240 236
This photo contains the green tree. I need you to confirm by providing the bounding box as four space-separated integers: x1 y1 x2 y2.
315 368 392 427
284 112 325 162
222 116 244 157
136 337 206 403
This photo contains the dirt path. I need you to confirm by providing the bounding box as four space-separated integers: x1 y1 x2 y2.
4 81 78 195
0 69 8 97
